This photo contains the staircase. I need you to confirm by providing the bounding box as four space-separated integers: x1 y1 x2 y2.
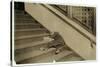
14 10 83 64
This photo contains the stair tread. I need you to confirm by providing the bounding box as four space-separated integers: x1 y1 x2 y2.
15 13 29 16
15 21 38 25
15 28 47 32
15 23 40 25
15 39 52 50
15 13 28 16
15 48 56 62
54 50 73 61
15 19 36 22
38 49 73 62
15 17 33 19
15 10 24 12
15 33 49 40
14 10 28 15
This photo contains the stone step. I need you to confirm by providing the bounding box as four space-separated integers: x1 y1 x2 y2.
14 15 38 25
15 28 47 32
15 33 50 40
15 37 43 47
17 46 73 63
15 24 43 29
15 17 34 21
15 13 30 16
15 30 48 37
15 48 56 63
18 48 56 64
15 19 37 23
15 38 53 50
35 47 73 63
39 50 73 63
15 23 40 26
14 13 26 16
15 18 37 22
14 10 25 14
54 50 73 61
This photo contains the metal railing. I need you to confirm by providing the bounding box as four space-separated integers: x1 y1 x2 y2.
51 5 96 36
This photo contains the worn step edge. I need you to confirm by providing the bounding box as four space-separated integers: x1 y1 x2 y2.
15 33 49 40
36 46 73 62
15 39 52 50
54 50 73 61
15 48 56 62
15 28 47 32
15 22 40 26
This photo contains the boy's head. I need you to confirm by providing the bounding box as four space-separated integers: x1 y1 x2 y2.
49 32 59 38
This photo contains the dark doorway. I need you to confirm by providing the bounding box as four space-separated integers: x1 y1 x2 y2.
14 2 24 10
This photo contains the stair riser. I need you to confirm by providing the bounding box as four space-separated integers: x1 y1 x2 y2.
15 31 48 37
14 10 25 13
14 19 38 24
16 48 56 64
15 48 56 63
15 33 50 40
15 15 32 18
14 12 25 15
15 23 40 26
15 25 43 29
15 43 49 55
15 37 43 46
15 17 34 21
15 18 35 21
17 46 70 64
14 20 37 24
32 47 73 63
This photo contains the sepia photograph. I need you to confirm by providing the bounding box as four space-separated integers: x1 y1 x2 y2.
12 1 96 65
